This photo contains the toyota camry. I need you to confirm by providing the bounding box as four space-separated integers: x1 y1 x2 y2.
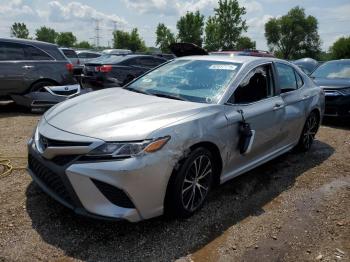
27 55 324 222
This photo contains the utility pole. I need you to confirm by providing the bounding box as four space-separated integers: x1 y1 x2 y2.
93 18 101 49
111 20 118 48
112 21 117 32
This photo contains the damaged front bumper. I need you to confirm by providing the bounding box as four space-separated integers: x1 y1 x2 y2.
11 84 92 109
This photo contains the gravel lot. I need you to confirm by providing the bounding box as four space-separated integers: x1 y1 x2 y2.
0 102 349 262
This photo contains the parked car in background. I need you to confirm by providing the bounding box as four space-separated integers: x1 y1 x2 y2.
293 58 319 75
102 49 132 56
311 59 350 118
81 54 167 90
76 50 101 65
155 53 176 60
0 38 76 104
12 84 90 111
210 50 274 57
60 48 80 66
28 55 324 222
60 48 83 75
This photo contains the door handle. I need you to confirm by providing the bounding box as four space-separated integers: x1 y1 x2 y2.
302 95 310 100
22 65 34 69
273 103 284 110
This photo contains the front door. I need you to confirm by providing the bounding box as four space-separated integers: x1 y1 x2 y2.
223 63 286 181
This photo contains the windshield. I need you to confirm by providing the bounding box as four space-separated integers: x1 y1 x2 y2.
311 61 350 79
127 59 241 104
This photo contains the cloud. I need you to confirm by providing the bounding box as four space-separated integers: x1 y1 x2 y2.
0 0 39 19
47 1 127 27
122 0 263 16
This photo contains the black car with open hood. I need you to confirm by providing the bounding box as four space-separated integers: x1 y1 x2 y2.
170 43 208 57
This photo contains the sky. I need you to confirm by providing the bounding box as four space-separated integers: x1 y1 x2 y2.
0 0 349 51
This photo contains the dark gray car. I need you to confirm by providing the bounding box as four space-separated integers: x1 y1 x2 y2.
0 38 76 101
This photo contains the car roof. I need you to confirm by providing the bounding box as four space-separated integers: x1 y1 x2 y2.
59 47 76 51
122 54 166 59
76 50 100 54
177 55 273 64
0 37 57 47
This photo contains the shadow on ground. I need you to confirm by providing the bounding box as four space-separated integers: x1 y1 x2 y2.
25 140 334 261
0 101 36 118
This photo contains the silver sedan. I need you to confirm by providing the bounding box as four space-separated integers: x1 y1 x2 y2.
27 56 325 222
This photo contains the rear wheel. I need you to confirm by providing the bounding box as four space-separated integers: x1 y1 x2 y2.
165 147 214 218
296 111 320 152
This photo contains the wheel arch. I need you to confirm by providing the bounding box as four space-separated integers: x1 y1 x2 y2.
163 140 223 216
27 78 59 93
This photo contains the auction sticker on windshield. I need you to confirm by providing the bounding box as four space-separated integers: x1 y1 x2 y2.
209 64 237 70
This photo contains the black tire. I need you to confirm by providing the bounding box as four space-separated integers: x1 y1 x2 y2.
296 111 320 152
29 81 55 93
165 147 215 218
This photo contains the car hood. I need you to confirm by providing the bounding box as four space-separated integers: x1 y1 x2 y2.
313 78 350 89
44 88 211 141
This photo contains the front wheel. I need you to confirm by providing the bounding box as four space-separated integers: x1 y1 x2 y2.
296 111 320 152
165 147 215 218
29 81 55 93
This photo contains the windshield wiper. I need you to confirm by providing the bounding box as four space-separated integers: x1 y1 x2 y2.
151 92 188 101
124 87 152 95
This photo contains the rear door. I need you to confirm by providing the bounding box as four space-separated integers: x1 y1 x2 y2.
0 41 29 95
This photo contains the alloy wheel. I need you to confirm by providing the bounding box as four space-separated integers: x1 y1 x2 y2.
181 155 212 212
302 113 318 150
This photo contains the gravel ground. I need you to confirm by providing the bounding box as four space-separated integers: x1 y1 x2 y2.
0 102 349 262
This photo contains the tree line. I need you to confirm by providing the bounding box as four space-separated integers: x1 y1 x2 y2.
9 0 350 59
10 23 92 48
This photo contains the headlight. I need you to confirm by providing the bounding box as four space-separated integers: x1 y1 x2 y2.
87 136 170 158
338 87 350 95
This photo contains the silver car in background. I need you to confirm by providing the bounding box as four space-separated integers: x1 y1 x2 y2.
27 56 324 222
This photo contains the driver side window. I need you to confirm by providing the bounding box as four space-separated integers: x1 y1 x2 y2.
228 64 274 104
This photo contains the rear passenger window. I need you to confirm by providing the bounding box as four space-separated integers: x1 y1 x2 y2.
137 57 165 67
276 63 298 93
87 53 100 58
62 49 78 59
0 42 26 61
25 46 53 60
229 64 274 104
77 52 87 58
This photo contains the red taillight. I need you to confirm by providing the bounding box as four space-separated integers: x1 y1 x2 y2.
99 65 112 73
66 63 74 73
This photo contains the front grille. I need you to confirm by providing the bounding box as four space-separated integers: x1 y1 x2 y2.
52 89 78 96
91 179 135 208
39 135 91 148
28 154 73 206
51 155 80 166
